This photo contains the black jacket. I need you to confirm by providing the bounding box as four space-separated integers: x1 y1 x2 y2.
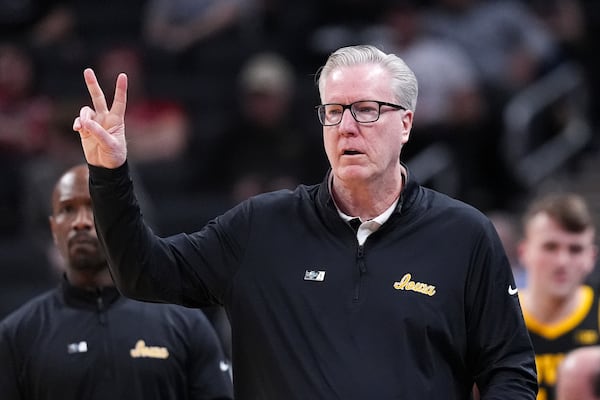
90 162 537 399
0 278 233 400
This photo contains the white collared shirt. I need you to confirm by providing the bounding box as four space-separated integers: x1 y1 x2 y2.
329 175 400 246
337 199 398 246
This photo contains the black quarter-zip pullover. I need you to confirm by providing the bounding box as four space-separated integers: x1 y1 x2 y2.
88 162 537 399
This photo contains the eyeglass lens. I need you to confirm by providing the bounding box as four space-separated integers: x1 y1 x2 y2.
318 101 382 126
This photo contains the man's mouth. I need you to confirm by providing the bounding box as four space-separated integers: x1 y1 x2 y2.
343 150 362 156
552 269 569 283
69 235 97 248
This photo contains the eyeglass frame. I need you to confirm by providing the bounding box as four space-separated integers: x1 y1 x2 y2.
315 100 406 126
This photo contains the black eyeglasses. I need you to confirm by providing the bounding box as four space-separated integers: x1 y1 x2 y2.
315 100 406 126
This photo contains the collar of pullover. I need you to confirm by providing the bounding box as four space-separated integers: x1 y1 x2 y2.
61 275 121 310
318 163 418 220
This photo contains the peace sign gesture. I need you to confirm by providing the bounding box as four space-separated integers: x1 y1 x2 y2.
73 68 128 168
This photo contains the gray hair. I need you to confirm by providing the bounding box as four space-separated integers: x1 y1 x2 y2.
317 45 418 112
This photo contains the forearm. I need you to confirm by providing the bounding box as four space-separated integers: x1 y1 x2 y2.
89 162 186 303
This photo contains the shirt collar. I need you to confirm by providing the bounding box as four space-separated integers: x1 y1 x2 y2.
61 274 121 310
336 197 399 227
329 167 406 226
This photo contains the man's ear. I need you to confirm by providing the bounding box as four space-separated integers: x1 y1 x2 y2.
400 110 413 145
583 243 599 276
49 216 58 245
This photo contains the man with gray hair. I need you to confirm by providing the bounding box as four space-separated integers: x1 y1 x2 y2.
72 44 537 399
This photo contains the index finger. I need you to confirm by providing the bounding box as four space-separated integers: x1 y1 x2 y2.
83 68 109 113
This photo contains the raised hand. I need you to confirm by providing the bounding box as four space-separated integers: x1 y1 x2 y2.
73 68 128 168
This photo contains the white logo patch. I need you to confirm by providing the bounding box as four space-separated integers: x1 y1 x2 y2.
67 341 88 354
304 270 326 281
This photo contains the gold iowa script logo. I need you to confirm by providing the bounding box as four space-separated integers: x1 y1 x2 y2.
393 273 436 296
130 340 169 359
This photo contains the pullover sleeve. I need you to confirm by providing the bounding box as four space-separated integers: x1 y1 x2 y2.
466 219 537 399
89 163 250 307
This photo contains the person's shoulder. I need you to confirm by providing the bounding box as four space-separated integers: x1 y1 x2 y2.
161 302 210 320
247 183 320 210
0 290 57 331
128 302 220 344
420 186 488 221
256 183 318 200
408 186 498 241
127 299 211 324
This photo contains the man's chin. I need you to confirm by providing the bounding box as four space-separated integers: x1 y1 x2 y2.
549 285 577 300
335 166 372 183
69 254 106 272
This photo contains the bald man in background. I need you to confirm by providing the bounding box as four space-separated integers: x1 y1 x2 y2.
0 164 233 400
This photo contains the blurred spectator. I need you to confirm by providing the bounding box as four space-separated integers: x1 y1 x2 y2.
527 0 585 57
203 51 325 203
0 42 53 236
238 0 319 72
580 0 600 149
420 0 561 209
0 0 74 47
517 0 593 165
539 0 600 151
143 0 242 54
378 1 484 132
0 43 52 159
308 0 391 57
374 1 491 205
142 0 247 75
425 0 560 100
0 0 81 93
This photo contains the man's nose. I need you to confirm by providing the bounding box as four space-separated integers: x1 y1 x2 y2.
560 248 576 263
72 207 93 230
338 108 358 133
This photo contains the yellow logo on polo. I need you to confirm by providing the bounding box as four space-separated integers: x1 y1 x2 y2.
575 329 599 345
393 273 436 296
130 340 169 359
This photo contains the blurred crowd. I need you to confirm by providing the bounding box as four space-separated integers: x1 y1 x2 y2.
1 0 599 319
